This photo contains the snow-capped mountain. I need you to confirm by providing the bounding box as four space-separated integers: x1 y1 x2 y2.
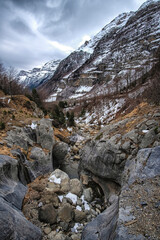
17 59 61 89
40 0 160 102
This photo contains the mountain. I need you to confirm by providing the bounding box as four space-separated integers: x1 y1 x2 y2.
39 0 160 102
17 59 61 89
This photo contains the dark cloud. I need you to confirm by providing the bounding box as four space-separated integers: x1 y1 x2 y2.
10 18 34 35
0 0 145 70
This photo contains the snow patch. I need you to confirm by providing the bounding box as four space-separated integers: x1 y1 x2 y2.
65 192 78 204
71 223 83 233
81 195 90 210
30 122 37 129
58 195 64 202
49 174 61 184
76 206 82 211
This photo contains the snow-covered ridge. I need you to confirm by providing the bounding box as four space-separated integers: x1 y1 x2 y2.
138 0 160 11
78 12 133 54
17 59 61 89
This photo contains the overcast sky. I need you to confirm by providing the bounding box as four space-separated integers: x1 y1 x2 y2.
0 0 146 70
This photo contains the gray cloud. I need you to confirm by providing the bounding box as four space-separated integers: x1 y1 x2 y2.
0 0 145 70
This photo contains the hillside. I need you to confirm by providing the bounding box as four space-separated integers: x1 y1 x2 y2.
37 0 160 102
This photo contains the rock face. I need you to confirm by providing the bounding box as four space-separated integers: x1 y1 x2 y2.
80 105 160 239
80 140 123 184
5 118 54 178
82 197 118 240
115 146 160 240
0 155 42 240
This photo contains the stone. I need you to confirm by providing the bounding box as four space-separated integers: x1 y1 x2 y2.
121 141 131 153
74 209 87 222
81 198 118 240
74 155 81 161
47 169 70 193
52 142 69 168
70 179 82 197
58 203 74 223
83 188 93 202
29 147 52 176
36 118 54 150
44 227 52 235
38 203 57 224
0 197 42 240
140 129 156 148
0 155 42 240
80 140 122 184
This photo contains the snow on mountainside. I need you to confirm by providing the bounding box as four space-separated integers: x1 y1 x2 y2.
78 12 133 55
19 0 160 103
17 59 61 89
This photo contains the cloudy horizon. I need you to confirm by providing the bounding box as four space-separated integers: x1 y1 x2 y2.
0 0 146 71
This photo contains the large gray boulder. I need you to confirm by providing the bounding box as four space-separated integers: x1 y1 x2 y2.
30 147 52 177
80 140 124 184
0 155 42 240
81 197 118 240
35 118 55 150
0 197 42 240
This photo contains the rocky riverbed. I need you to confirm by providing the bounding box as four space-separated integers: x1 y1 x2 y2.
0 102 160 240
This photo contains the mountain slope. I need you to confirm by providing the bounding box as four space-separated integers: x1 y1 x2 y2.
41 0 160 102
17 59 61 89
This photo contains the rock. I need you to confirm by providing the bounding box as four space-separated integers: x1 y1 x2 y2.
0 197 42 240
52 142 69 169
140 129 156 148
5 127 34 150
0 155 42 239
40 191 59 207
121 141 131 153
126 146 160 184
53 233 67 240
83 188 93 202
80 140 122 183
44 227 52 235
36 118 54 150
74 155 81 161
81 198 118 240
72 146 79 154
30 147 52 176
74 209 87 222
70 179 82 197
47 169 70 193
38 204 57 224
58 203 74 223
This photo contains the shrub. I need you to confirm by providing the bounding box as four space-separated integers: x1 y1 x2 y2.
58 101 67 108
0 122 5 130
68 112 75 126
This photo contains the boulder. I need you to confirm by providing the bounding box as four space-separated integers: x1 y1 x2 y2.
35 118 54 150
47 169 70 193
38 203 57 224
70 179 82 197
80 140 123 184
58 203 74 223
0 155 42 239
52 142 69 169
83 188 93 203
0 197 42 240
30 147 52 176
81 197 118 240
74 209 87 222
